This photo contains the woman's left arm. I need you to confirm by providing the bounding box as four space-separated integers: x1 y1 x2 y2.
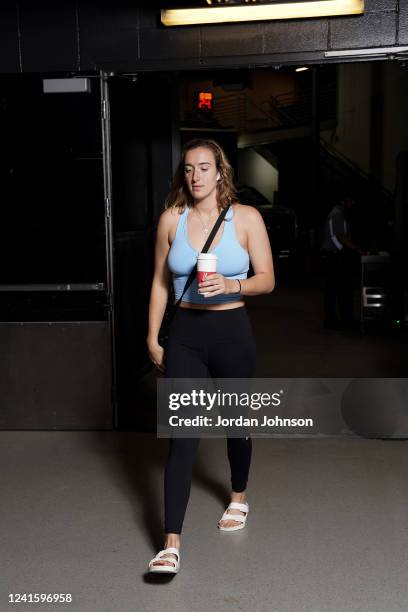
235 206 275 296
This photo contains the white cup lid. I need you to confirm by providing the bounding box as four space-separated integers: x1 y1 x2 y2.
197 252 217 260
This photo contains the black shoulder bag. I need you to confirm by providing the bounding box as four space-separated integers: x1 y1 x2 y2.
159 205 230 350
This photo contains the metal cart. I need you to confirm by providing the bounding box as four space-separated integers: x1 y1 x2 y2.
360 254 391 331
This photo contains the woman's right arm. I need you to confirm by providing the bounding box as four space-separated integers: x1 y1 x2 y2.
146 209 173 372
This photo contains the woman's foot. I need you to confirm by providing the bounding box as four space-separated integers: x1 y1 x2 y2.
149 535 180 568
218 491 248 529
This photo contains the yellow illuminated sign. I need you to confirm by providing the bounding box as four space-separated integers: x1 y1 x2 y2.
161 0 364 26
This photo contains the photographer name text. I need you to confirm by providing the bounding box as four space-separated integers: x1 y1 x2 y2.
168 415 314 428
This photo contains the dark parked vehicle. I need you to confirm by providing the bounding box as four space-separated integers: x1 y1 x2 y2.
236 185 297 260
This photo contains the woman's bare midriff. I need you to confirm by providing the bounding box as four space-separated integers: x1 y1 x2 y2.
178 300 245 310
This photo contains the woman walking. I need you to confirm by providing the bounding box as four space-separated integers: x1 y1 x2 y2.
147 139 274 573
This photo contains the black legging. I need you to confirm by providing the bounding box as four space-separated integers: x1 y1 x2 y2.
163 306 256 534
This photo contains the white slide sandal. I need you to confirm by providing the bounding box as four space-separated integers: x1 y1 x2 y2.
218 501 249 531
148 547 180 574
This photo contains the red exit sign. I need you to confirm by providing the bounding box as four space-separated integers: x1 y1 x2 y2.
196 91 213 111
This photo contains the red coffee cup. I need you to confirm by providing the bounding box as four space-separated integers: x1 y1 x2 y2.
197 253 217 294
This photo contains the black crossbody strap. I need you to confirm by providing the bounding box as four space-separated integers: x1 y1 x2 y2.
176 204 230 305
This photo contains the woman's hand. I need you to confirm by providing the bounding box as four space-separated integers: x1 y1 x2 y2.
147 339 166 373
198 274 239 297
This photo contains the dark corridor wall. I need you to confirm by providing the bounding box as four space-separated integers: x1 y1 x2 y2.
0 1 407 75
109 73 176 427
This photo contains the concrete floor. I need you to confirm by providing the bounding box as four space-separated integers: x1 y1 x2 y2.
1 432 408 612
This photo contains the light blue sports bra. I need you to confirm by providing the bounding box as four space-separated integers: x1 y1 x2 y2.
167 206 250 305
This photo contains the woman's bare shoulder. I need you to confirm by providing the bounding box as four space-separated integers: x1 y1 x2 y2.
158 206 184 244
159 206 182 228
233 203 263 222
160 206 182 220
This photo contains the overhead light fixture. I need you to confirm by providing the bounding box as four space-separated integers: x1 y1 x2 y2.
295 66 309 72
325 45 408 58
161 0 364 27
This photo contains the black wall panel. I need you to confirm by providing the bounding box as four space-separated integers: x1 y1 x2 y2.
139 26 199 61
78 1 141 71
263 19 328 53
330 12 396 49
0 322 112 429
0 75 105 285
365 0 397 10
0 2 20 73
138 6 160 29
399 2 408 45
201 24 263 57
0 1 404 74
109 73 176 423
19 0 78 72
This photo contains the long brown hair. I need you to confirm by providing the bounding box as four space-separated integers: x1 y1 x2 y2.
165 139 238 212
